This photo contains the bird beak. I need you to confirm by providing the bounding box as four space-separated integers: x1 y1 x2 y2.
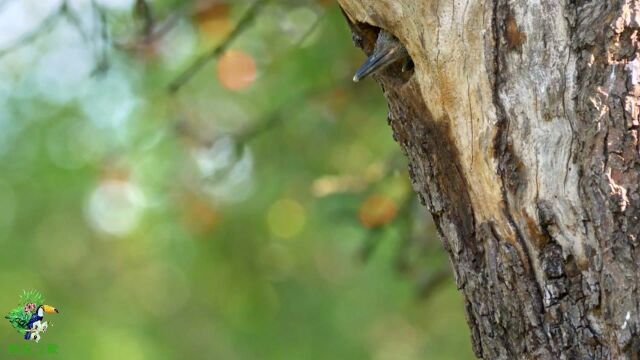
42 305 59 314
353 48 401 82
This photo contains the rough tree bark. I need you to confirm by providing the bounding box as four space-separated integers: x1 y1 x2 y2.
338 1 640 359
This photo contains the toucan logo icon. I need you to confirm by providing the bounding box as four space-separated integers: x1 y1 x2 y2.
4 290 60 343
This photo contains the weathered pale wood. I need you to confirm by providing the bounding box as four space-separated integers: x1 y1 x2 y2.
338 0 640 358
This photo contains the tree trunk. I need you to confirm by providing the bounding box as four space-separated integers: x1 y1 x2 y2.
338 1 640 358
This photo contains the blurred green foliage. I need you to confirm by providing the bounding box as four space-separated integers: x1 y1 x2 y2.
0 0 473 359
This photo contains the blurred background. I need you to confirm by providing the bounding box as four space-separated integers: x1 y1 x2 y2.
0 0 473 359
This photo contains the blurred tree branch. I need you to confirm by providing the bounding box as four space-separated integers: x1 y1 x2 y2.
176 78 348 152
0 0 109 75
113 4 180 53
134 0 154 38
168 0 266 93
0 2 66 58
91 0 110 74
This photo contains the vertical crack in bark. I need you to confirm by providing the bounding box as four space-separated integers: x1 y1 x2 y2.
562 31 576 189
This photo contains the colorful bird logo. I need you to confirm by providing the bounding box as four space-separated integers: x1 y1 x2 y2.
5 290 59 342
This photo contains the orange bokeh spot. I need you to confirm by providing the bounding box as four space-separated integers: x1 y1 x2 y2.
181 194 220 234
194 3 231 40
217 50 257 91
358 194 398 228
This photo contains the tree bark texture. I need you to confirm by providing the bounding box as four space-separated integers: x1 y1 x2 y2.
338 1 640 359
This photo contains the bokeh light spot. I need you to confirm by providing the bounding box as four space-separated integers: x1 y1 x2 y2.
217 50 257 91
192 137 256 204
80 71 139 136
32 35 93 103
267 198 306 239
194 3 232 43
359 194 398 228
86 180 145 237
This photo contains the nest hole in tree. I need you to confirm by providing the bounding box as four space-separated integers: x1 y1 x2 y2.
349 21 415 85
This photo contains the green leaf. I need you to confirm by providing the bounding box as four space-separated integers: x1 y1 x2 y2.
18 290 44 307
5 307 30 333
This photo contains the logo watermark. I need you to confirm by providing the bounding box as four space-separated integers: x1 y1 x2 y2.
4 290 60 343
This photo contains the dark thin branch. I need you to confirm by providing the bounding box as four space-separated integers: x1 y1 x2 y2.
171 10 329 149
235 111 284 145
0 0 111 74
124 0 179 48
68 2 110 76
149 12 180 41
0 3 66 59
292 11 324 48
168 0 265 93
134 0 154 38
112 11 180 52
91 0 110 75
64 4 91 43
260 11 325 71
234 79 343 146
174 78 352 156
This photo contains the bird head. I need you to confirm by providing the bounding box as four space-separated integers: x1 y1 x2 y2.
38 305 59 316
353 30 410 82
